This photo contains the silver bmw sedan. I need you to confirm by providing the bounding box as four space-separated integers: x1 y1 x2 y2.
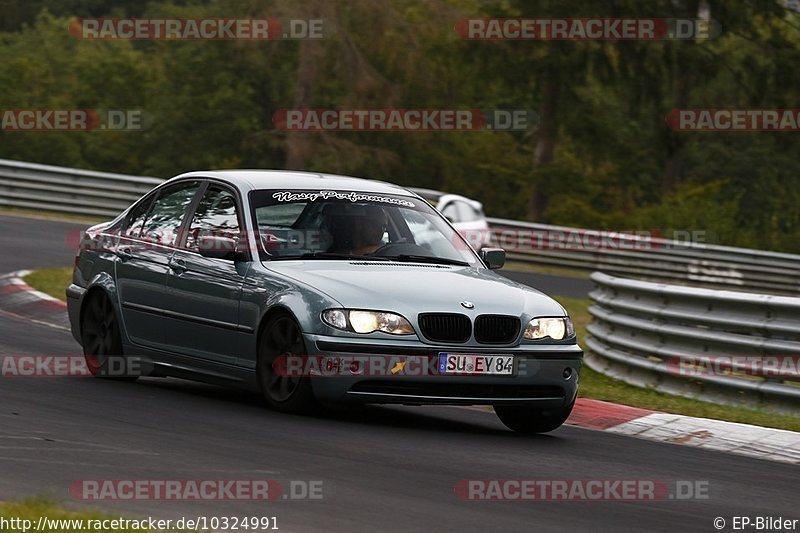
67 170 582 433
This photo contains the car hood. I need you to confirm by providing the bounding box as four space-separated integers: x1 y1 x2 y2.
263 260 565 318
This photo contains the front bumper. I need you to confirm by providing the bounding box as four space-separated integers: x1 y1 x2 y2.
303 334 582 407
66 283 86 346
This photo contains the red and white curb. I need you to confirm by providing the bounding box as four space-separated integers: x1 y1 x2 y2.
0 269 69 330
3 269 800 464
568 398 800 465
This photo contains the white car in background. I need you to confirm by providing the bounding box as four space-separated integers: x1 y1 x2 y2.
410 188 493 251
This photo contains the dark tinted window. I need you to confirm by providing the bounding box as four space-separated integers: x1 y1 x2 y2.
140 181 200 246
247 189 478 265
254 202 307 228
186 186 240 250
124 194 155 238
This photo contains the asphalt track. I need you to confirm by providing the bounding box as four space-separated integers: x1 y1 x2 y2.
0 214 797 532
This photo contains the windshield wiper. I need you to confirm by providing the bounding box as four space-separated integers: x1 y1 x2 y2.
383 254 470 267
271 252 390 261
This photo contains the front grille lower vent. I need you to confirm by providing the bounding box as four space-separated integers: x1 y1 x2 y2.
349 381 565 400
418 313 471 343
474 315 520 344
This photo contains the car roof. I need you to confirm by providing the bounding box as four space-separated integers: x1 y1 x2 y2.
170 170 417 197
408 187 446 201
408 187 483 210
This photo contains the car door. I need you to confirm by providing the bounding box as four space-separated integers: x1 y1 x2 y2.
115 180 202 350
162 181 250 365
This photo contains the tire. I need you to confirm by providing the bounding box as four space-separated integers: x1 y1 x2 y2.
256 314 318 414
494 400 575 434
80 291 137 380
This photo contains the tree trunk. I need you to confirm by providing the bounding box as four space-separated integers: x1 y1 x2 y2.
663 72 689 192
528 74 560 220
285 2 322 169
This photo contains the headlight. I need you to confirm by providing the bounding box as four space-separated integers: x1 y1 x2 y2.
523 317 574 340
321 309 415 335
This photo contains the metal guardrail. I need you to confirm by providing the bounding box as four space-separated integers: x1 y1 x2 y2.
1 158 799 295
488 217 800 295
0 158 163 218
585 272 800 412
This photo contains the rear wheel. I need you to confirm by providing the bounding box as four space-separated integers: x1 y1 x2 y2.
257 314 317 414
494 400 575 434
81 292 136 380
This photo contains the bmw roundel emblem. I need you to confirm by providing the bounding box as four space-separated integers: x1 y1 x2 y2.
460 301 475 309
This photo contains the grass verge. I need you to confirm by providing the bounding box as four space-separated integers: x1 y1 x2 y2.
504 260 590 280
23 267 73 301
20 268 800 431
0 499 177 532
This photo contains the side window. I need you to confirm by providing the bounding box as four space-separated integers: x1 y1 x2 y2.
124 195 155 238
441 202 459 223
140 181 200 246
185 186 241 251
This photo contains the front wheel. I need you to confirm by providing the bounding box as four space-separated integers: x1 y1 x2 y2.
256 314 318 414
494 401 575 434
80 292 137 380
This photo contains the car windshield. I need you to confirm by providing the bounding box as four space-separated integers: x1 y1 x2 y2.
249 189 479 266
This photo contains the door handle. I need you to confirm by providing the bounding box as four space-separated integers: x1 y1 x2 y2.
169 257 187 273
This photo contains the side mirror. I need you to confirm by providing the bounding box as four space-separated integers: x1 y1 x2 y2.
197 235 246 262
479 247 505 270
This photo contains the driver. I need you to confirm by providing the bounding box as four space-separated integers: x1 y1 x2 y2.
324 203 388 255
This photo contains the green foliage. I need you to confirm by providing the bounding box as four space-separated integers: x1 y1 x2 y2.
1 0 799 251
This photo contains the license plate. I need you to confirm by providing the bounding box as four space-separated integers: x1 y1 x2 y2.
437 353 515 376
